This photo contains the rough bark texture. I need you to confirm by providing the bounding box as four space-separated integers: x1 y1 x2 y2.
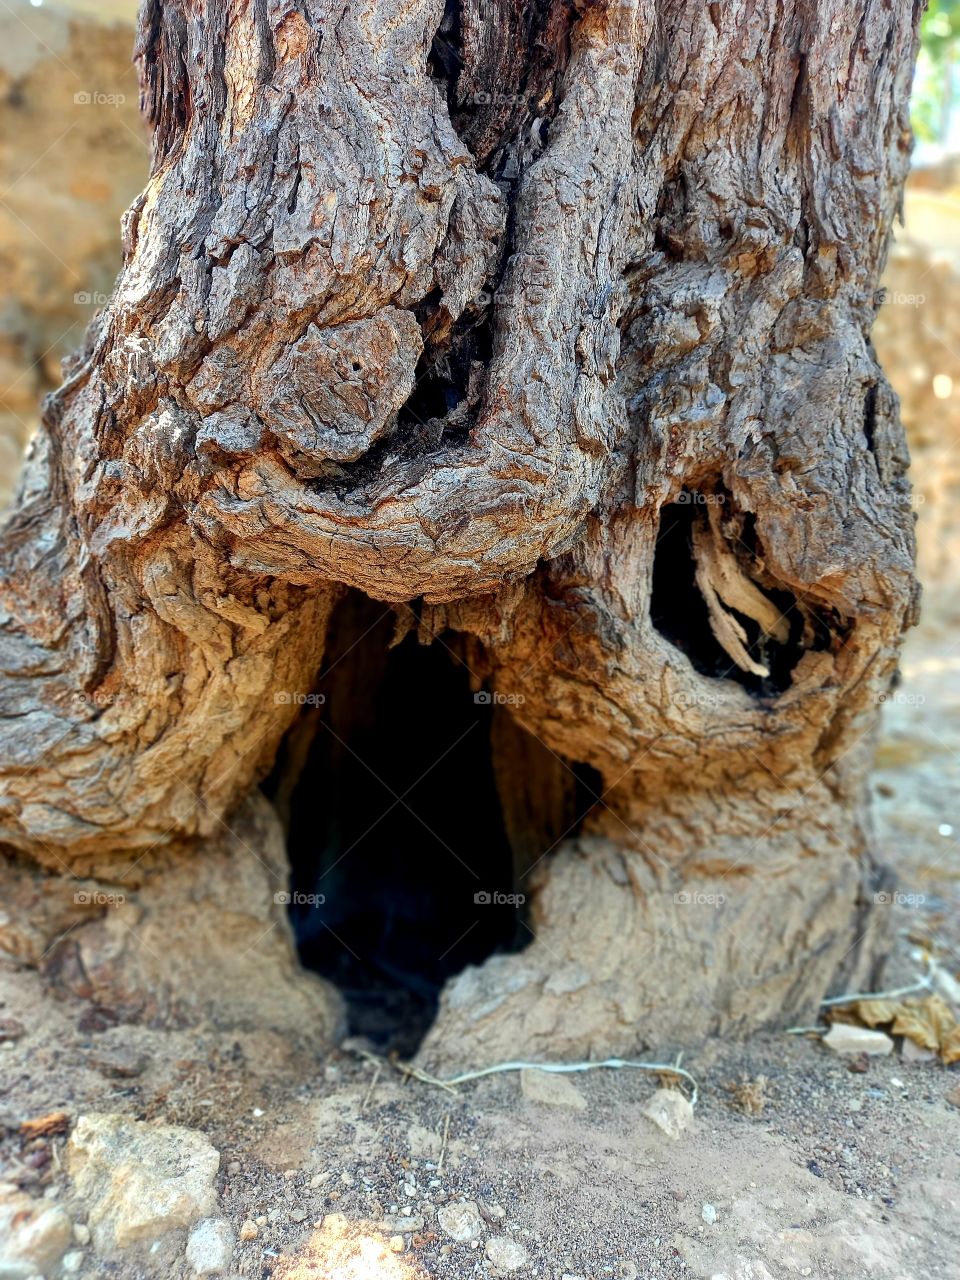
0 0 921 1064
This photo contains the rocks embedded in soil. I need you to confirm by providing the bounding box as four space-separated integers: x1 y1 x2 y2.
185 1218 235 1276
66 1113 220 1256
485 1235 530 1271
85 1045 148 1079
640 1087 694 1139
823 1025 895 1056
0 1183 72 1279
437 1198 484 1242
0 1018 25 1043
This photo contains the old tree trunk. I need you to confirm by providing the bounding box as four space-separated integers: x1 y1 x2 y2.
0 0 920 1066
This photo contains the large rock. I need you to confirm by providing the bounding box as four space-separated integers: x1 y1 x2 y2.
66 1113 220 1256
0 1183 72 1279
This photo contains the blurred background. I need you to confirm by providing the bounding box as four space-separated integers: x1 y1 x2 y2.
1 0 958 978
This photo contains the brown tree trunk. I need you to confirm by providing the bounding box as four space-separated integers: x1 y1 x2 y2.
0 0 920 1066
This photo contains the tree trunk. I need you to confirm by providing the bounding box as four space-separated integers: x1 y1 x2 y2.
0 0 920 1066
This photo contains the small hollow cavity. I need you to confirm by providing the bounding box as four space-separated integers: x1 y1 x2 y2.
264 589 597 1056
650 492 821 696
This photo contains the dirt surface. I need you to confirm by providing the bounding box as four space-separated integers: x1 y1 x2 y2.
1 618 958 1280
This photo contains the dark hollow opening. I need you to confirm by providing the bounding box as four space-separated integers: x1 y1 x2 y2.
650 495 815 696
264 590 598 1056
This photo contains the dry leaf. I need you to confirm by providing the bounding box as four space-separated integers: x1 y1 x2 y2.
830 995 960 1063
845 999 902 1028
20 1110 70 1140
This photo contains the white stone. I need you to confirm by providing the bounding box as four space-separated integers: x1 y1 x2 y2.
0 1184 72 1279
66 1113 220 1256
640 1087 694 1139
485 1236 530 1271
902 1038 938 1064
61 1251 84 1274
437 1200 483 1242
520 1069 587 1111
186 1219 235 1276
702 1202 718 1224
822 1024 894 1056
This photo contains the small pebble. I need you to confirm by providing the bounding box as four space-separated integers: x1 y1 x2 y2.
239 1221 258 1242
185 1218 235 1277
86 1046 146 1078
641 1088 693 1140
437 1200 483 1242
485 1236 529 1272
0 1017 26 1043
701 1203 717 1225
823 1024 894 1057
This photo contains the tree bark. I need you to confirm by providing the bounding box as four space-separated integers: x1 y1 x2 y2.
0 0 920 1063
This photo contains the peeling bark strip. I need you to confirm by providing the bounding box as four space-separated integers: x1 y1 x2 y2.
0 0 921 1056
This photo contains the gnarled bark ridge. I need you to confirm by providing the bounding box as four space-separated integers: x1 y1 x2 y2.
0 0 920 1063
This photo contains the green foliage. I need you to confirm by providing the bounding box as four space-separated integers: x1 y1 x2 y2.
913 0 960 144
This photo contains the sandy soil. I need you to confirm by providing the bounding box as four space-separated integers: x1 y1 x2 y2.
1 618 958 1280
